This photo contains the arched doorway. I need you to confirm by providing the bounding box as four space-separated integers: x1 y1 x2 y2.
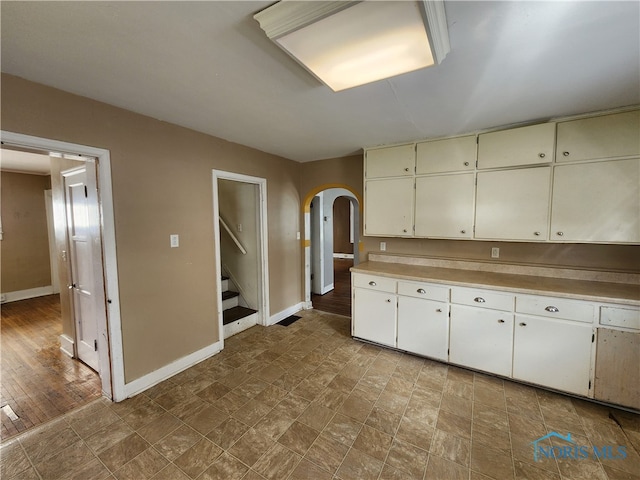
302 185 362 317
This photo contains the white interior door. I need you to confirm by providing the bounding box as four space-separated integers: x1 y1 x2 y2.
63 166 103 372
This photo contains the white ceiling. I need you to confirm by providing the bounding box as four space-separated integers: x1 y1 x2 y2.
1 1 639 163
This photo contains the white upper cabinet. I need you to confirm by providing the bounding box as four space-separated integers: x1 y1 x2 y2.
475 167 551 241
416 135 477 174
477 123 556 169
364 177 414 236
556 110 640 163
365 144 415 178
414 173 475 238
550 158 640 243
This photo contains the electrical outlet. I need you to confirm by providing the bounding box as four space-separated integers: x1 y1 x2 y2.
170 234 179 248
380 241 387 251
491 247 500 258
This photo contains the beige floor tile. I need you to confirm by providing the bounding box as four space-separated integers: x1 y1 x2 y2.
602 464 640 480
135 412 181 445
365 406 402 436
34 439 97 480
470 442 515 480
277 421 320 456
474 402 510 431
198 452 248 480
173 438 223 478
298 403 335 431
195 382 232 404
230 399 271 428
352 424 393 461
303 433 349 474
513 459 561 480
206 417 250 450
441 392 473 419
430 429 471 467
338 392 374 423
426 454 470 480
152 425 200 462
322 413 363 447
386 438 429 479
252 443 301 480
288 458 333 480
336 447 384 480
395 416 434 451
437 408 472 440
227 428 275 467
150 463 192 480
1 440 32 479
114 447 168 480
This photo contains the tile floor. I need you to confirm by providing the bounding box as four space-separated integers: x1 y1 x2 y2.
1 309 639 480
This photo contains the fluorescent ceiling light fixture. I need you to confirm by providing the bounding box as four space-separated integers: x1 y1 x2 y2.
254 1 450 92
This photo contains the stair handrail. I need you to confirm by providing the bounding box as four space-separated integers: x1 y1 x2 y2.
219 216 247 254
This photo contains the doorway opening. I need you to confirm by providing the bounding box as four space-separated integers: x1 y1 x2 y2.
212 170 269 341
303 185 362 318
0 131 125 412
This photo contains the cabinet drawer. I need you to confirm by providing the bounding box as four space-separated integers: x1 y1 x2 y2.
451 287 514 311
398 281 449 302
352 273 396 293
516 295 595 323
600 306 640 330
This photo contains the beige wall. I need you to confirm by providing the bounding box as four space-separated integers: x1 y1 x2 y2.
300 155 640 273
1 74 301 382
0 171 52 292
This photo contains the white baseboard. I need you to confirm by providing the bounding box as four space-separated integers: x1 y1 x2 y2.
302 301 313 310
321 283 334 295
60 334 74 357
268 302 304 326
1 286 54 303
123 340 223 399
333 253 354 259
224 312 258 339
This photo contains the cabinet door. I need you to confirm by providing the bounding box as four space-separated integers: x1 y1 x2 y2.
416 136 476 174
364 177 414 236
365 144 415 178
449 305 513 377
475 167 551 240
550 159 639 243
556 110 640 162
415 173 475 238
594 328 640 410
352 288 396 347
397 296 448 361
513 315 592 396
477 123 555 169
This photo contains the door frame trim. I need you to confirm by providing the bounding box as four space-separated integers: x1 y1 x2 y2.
1 131 125 401
212 170 270 344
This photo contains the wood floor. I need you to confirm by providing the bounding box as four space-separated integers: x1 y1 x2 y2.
1 295 101 440
311 258 352 317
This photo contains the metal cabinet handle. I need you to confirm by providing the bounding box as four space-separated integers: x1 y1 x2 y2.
404 167 410 172
538 153 546 158
436 308 443 313
474 297 486 303
369 281 376 286
557 232 564 236
497 319 505 323
534 231 541 236
403 229 408 233
519 322 527 327
417 288 426 294
460 230 466 234
386 299 392 303
545 306 559 312
464 161 470 166
563 151 570 157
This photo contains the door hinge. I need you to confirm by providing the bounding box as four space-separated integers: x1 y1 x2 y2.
588 380 591 389
592 333 595 343
84 185 88 198
94 339 98 351
311 274 314 280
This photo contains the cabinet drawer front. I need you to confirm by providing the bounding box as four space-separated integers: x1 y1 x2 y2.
398 281 449 302
451 287 514 311
353 273 396 293
516 295 595 323
600 306 640 330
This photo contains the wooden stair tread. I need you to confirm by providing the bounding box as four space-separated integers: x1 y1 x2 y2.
223 306 257 325
222 290 240 301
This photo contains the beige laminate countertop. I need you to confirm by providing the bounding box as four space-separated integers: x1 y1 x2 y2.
351 261 640 307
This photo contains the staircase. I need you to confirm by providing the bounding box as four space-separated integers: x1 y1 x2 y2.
221 275 257 338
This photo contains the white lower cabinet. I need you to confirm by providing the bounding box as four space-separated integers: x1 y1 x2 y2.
513 315 593 396
352 287 397 347
397 296 449 361
449 305 514 377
